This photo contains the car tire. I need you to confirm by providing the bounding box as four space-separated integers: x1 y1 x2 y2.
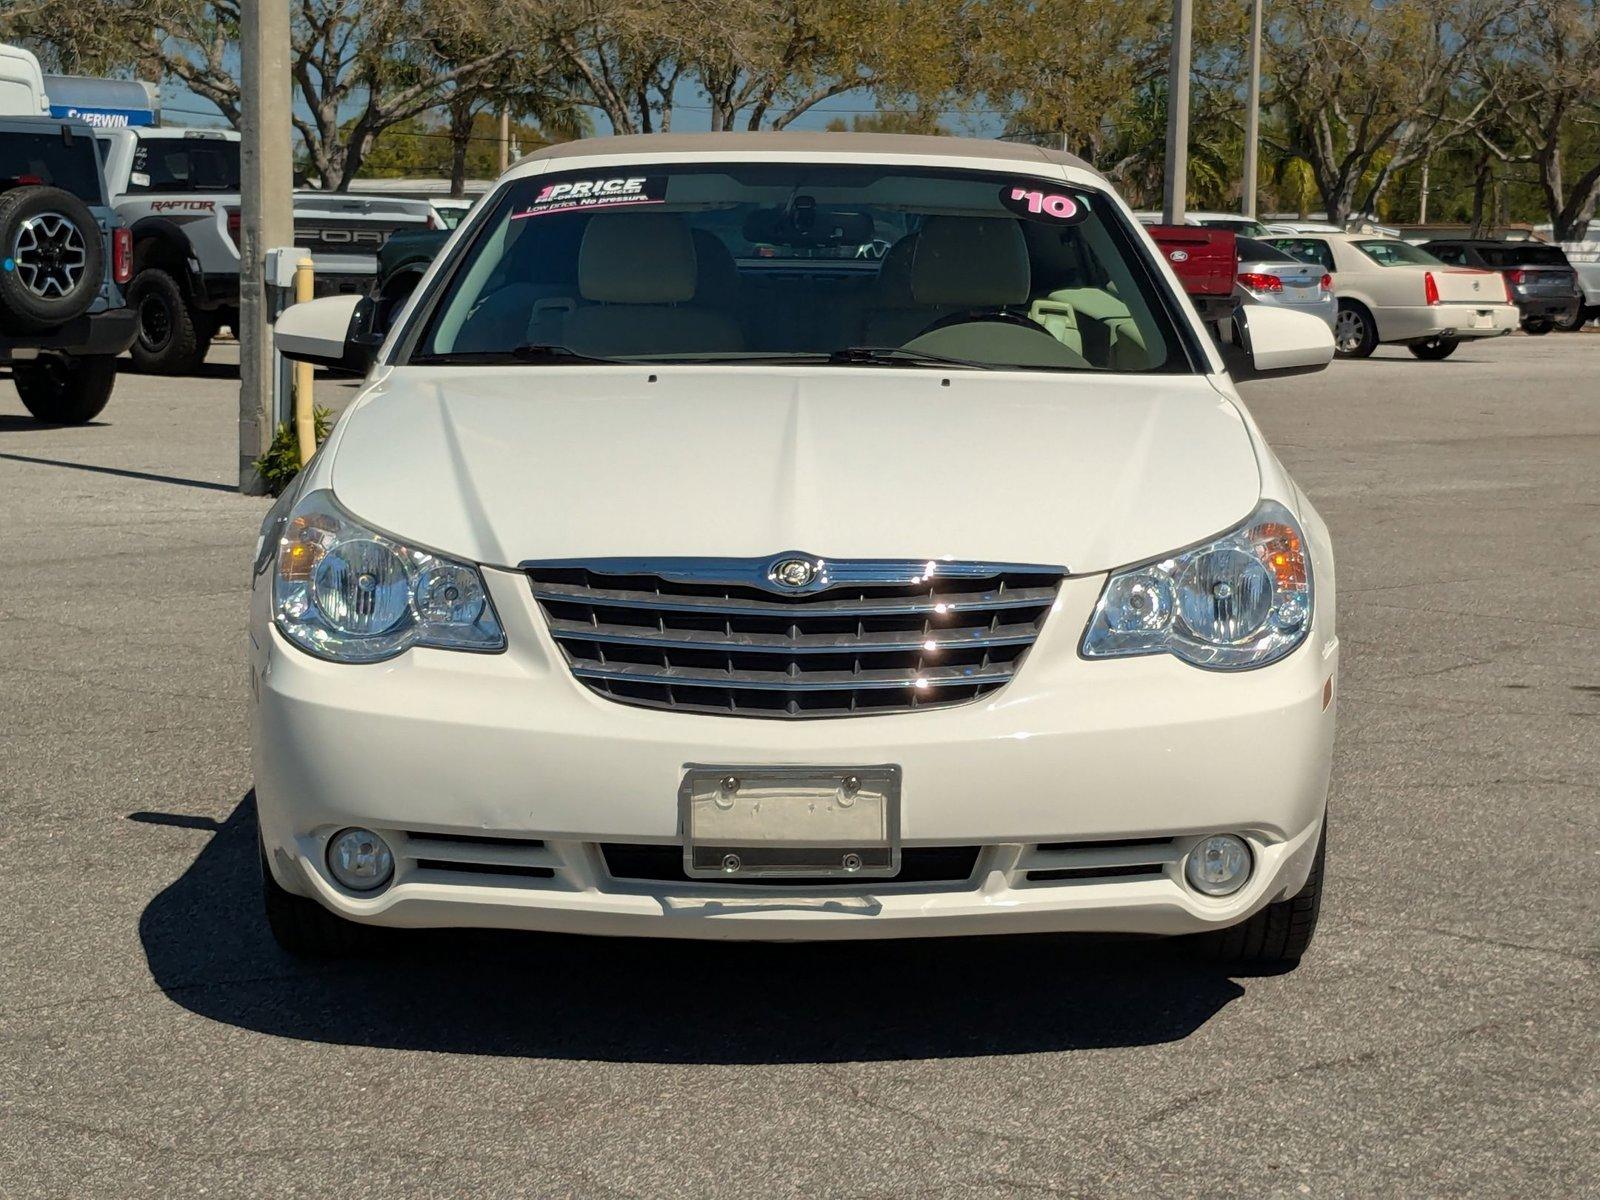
260 837 376 958
1521 317 1554 336
1408 336 1459 361
1332 302 1378 358
11 352 117 424
1552 308 1589 333
128 266 211 374
1199 822 1325 968
0 185 105 332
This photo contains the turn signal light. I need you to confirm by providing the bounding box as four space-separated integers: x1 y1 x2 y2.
1501 270 1519 302
226 207 242 251
1237 272 1283 293
1424 271 1440 305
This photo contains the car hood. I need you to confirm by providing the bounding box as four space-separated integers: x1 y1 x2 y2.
328 366 1261 574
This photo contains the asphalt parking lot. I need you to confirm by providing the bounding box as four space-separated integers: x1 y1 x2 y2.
2 336 1596 1198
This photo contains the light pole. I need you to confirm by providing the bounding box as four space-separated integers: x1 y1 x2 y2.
1242 0 1263 219
1162 0 1194 224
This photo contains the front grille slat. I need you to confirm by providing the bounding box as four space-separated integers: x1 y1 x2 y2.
526 556 1065 719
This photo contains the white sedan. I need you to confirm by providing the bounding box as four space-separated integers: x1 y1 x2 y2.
256 132 1338 966
1267 232 1518 359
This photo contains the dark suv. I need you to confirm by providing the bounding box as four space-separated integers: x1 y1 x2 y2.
1 116 135 423
1420 238 1582 334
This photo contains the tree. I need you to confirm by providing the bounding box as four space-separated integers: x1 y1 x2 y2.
10 0 527 190
1265 0 1515 224
1475 0 1600 240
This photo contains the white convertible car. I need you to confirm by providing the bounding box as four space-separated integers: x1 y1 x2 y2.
1267 232 1518 359
255 133 1339 965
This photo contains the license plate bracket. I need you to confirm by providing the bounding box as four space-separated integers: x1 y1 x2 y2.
679 764 901 880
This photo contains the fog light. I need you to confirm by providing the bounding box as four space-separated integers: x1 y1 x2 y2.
326 827 394 891
1184 834 1252 897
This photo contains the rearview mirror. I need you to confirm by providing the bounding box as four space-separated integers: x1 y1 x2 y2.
274 293 377 375
1225 305 1335 378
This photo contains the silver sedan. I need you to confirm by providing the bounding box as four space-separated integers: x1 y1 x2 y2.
1234 236 1337 328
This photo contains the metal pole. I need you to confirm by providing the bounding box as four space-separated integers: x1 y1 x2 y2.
1162 0 1193 224
1418 157 1431 225
1242 0 1263 219
498 104 511 175
293 257 316 466
238 0 294 494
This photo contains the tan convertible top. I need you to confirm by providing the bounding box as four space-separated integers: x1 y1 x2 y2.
523 131 1100 177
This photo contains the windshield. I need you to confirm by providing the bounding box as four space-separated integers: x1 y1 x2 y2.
406 163 1190 373
126 136 240 193
1355 240 1443 268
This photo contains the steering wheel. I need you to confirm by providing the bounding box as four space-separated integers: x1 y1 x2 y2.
912 310 1053 339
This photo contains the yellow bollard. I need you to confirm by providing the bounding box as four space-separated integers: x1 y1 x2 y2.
293 256 316 466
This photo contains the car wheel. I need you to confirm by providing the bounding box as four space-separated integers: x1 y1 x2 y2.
259 835 376 958
128 266 211 374
1552 308 1589 333
1332 303 1377 358
1408 336 1459 361
11 352 117 424
1199 822 1325 968
0 185 105 332
1521 317 1554 336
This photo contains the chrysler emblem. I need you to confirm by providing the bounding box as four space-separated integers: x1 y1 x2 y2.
771 557 817 589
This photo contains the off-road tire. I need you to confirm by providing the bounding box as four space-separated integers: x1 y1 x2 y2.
1333 302 1378 358
0 185 105 331
1409 336 1459 361
260 838 376 958
128 266 210 374
11 352 117 424
1200 823 1326 968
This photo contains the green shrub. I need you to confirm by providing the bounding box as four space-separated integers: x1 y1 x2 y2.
254 407 333 497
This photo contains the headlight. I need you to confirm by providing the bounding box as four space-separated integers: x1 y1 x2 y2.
270 488 505 662
1081 499 1312 670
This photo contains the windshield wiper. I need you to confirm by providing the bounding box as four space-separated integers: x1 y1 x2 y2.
409 344 622 366
663 347 993 370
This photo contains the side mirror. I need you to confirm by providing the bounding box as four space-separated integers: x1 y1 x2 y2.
1225 304 1335 378
274 293 378 375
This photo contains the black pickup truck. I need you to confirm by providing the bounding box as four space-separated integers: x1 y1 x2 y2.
1 115 135 423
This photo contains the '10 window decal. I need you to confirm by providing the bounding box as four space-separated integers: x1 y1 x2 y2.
999 184 1090 225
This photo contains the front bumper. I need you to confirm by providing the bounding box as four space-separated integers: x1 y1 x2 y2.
252 568 1339 941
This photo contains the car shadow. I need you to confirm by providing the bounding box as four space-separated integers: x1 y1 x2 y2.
135 794 1248 1064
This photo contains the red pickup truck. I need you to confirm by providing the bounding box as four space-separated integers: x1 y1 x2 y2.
1147 225 1238 325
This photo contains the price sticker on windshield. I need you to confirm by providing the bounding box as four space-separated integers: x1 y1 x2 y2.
513 175 669 219
999 184 1090 225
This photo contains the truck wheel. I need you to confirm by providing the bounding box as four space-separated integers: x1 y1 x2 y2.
1521 317 1554 335
128 266 211 374
11 352 117 424
259 837 376 958
1408 336 1459 360
0 186 106 332
1332 302 1377 358
1553 308 1589 333
1198 823 1325 969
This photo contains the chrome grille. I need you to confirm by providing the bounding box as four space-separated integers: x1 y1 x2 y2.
525 554 1066 719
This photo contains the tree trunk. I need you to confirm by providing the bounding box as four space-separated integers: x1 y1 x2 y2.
449 96 475 198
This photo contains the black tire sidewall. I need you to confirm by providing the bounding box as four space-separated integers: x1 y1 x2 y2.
0 186 106 332
1335 302 1377 358
128 266 208 373
12 352 116 424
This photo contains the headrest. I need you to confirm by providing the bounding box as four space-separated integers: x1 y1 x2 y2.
579 213 697 304
911 217 1030 307
691 228 740 308
872 234 921 308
